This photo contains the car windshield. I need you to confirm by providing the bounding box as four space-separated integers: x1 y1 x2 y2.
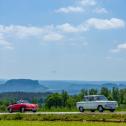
84 96 94 101
84 95 108 101
95 96 108 101
16 100 29 104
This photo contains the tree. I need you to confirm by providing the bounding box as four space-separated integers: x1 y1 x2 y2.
66 97 75 109
61 90 69 107
45 93 63 109
122 92 126 104
78 89 88 101
119 89 126 104
32 98 38 104
100 87 109 97
89 89 98 95
119 89 124 104
100 87 112 100
112 87 119 104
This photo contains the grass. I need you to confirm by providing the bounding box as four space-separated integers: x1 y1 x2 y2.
0 113 126 122
0 121 126 126
116 105 126 112
38 107 77 112
38 105 126 112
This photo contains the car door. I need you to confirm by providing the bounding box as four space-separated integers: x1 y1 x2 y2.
83 96 92 109
11 103 20 111
87 96 95 109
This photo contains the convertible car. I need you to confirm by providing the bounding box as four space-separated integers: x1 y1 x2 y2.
7 100 38 113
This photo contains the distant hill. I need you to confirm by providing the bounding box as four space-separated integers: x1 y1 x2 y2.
0 79 48 92
101 83 118 89
39 80 126 94
0 79 126 94
0 80 6 85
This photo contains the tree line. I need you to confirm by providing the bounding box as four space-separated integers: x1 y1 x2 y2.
45 87 126 109
0 87 126 111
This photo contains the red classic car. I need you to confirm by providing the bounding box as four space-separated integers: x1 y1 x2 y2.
7 100 38 113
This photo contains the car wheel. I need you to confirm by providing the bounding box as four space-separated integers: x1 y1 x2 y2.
110 109 115 112
20 107 25 113
8 108 13 113
98 105 104 112
79 107 84 112
32 109 37 113
90 110 95 112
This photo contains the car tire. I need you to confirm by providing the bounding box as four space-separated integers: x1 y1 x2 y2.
79 107 84 112
110 109 115 112
32 109 37 113
90 110 95 112
8 108 13 113
20 107 25 113
98 105 104 112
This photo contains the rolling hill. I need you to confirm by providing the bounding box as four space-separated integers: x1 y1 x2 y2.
0 79 126 94
0 79 48 92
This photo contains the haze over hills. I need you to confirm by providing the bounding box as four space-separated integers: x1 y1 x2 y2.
0 79 47 93
39 80 126 94
0 79 126 94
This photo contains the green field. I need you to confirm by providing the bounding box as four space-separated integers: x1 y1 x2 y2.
0 113 126 122
0 121 125 126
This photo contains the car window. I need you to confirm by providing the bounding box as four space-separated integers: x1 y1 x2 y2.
84 97 89 101
88 97 94 101
95 96 108 101
84 95 108 101
84 96 94 101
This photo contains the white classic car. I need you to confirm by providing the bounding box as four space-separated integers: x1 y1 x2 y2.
76 95 118 112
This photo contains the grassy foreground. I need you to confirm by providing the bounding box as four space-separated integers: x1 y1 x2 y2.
0 113 126 122
0 121 126 126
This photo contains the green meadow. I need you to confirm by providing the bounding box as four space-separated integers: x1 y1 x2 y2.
0 121 126 126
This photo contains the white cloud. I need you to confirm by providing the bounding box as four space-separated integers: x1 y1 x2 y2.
0 25 44 38
55 6 84 13
0 18 125 38
0 25 64 42
55 0 110 16
86 18 125 30
43 32 64 42
118 43 126 49
0 33 13 50
111 49 119 53
111 43 126 53
56 18 125 34
57 23 79 33
0 18 125 49
94 7 108 14
79 0 97 6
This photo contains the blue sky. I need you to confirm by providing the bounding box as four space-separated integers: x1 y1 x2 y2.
0 0 126 80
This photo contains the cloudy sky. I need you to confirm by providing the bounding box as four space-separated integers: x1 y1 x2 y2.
0 0 126 80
